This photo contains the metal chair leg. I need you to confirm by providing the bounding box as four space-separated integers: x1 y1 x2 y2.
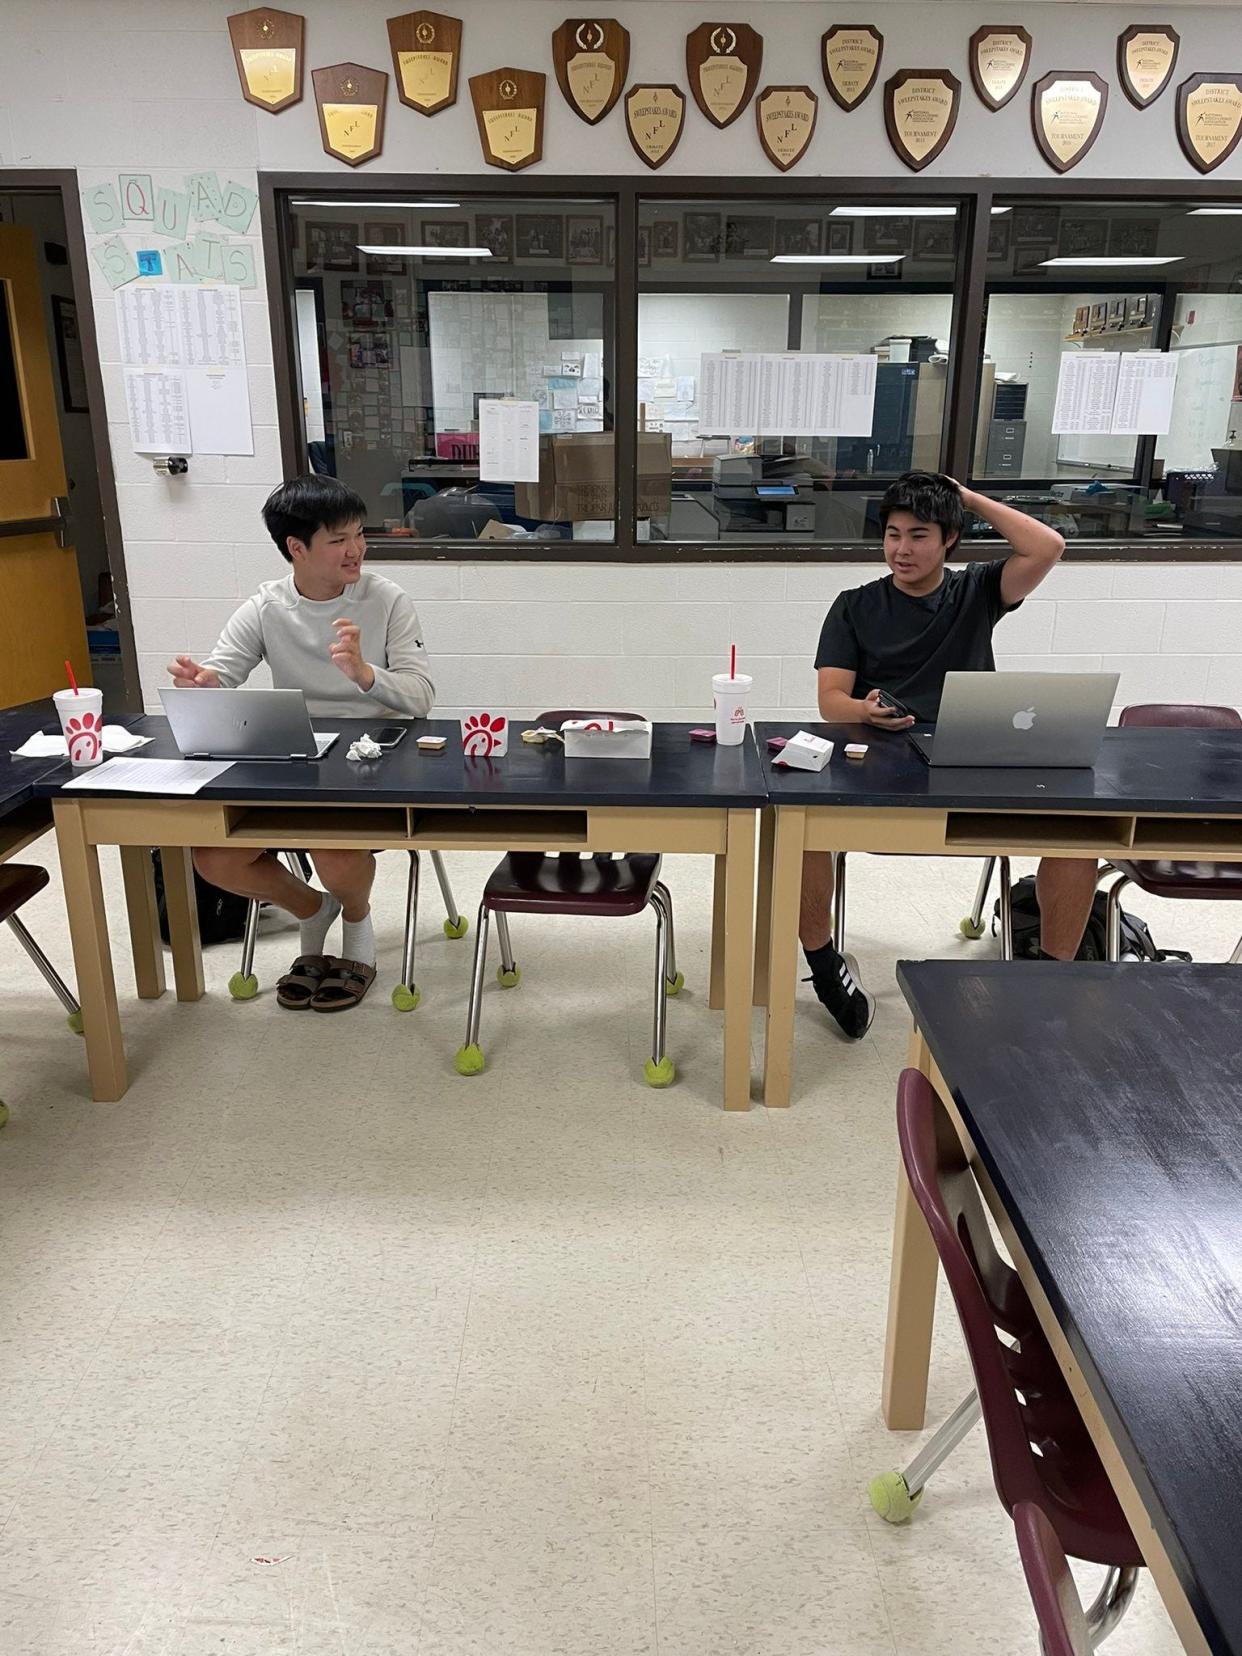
430 849 469 937
392 851 422 1011
645 886 675 1087
1085 1565 1141 1647
868 1389 982 1523
1105 873 1131 962
455 900 492 1074
1230 932 1242 966
960 857 996 939
5 914 82 1023
494 910 520 987
998 857 1014 960
654 880 683 992
832 851 847 953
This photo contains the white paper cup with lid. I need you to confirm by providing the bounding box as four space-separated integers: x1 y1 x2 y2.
53 687 104 768
712 673 753 747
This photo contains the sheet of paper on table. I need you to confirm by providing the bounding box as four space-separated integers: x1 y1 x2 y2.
61 757 234 794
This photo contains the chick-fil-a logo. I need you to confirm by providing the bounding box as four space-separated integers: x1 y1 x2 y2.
461 713 507 756
65 708 102 764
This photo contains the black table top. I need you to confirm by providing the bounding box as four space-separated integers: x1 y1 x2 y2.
0 702 62 819
897 960 1242 1656
757 722 1242 814
36 717 768 809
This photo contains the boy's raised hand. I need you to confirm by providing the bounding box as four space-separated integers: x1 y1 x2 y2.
166 654 220 688
329 619 375 691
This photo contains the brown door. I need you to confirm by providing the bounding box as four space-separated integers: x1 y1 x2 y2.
0 223 91 708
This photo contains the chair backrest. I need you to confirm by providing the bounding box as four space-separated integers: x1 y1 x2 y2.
895 1068 1136 1563
1014 1502 1093 1656
538 709 645 726
1119 703 1242 731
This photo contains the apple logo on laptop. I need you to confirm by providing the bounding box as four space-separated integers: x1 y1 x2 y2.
1012 707 1036 731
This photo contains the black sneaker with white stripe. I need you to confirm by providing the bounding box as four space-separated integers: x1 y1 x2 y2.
802 941 876 1040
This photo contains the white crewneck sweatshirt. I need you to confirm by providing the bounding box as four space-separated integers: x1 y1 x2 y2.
201 571 435 719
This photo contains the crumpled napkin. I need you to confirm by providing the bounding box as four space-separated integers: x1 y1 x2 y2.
10 726 153 758
346 734 383 762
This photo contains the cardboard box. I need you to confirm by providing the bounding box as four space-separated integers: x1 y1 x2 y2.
561 717 653 760
515 432 672 523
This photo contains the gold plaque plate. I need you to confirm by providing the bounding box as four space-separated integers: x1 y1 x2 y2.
1176 72 1242 173
469 67 546 170
755 84 818 171
624 84 687 169
553 19 630 125
1031 71 1108 172
1118 24 1180 109
227 7 304 113
311 62 388 165
969 26 1032 111
822 24 882 111
388 12 462 116
884 69 961 171
686 22 763 129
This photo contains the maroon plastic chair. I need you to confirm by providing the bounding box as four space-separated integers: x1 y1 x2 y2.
0 865 84 1128
892 1068 1141 1639
1014 1501 1093 1656
1106 704 1242 962
453 711 683 1088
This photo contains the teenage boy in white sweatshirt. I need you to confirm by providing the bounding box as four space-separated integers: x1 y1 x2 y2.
166 475 434 1008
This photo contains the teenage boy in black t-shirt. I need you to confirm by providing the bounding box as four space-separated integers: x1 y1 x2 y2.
802 471 1099 1037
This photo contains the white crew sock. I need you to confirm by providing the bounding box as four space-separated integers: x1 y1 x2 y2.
341 910 376 967
299 891 341 958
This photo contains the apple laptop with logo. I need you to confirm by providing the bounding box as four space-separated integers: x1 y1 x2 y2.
160 689 339 761
907 671 1119 768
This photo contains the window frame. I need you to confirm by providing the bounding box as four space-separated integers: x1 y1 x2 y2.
260 170 1242 563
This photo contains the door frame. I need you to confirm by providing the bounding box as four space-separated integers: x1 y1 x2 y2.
2 169 140 711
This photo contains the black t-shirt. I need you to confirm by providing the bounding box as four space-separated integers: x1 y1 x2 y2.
814 559 1019 723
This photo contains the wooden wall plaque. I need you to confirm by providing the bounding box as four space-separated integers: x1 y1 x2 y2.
469 67 546 170
1118 24 1180 109
553 19 630 124
312 63 388 165
822 25 882 111
624 84 687 168
884 69 961 170
969 26 1032 111
387 11 462 115
227 7 304 112
686 23 763 129
756 85 818 171
1031 71 1108 172
1176 72 1242 173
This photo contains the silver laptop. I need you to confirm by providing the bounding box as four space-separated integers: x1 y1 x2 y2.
909 671 1119 768
160 688 339 761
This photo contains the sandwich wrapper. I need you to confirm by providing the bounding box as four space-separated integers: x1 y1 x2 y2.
11 726 152 759
561 718 653 760
772 731 834 773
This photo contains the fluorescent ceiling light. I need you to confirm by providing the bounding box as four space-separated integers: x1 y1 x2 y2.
831 205 954 217
990 207 1012 215
294 199 461 208
1187 206 1242 215
356 244 492 257
1039 255 1182 267
771 253 904 264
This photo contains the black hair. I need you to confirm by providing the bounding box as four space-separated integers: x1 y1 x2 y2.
261 475 369 562
879 471 963 552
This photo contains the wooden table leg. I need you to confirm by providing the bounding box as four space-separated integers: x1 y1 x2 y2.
119 845 165 1000
881 1026 940 1429
158 846 204 1002
721 808 756 1111
53 801 127 1102
760 805 804 1109
708 853 726 1011
752 806 774 1008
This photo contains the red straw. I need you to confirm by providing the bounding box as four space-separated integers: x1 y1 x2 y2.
65 659 79 695
730 644 736 679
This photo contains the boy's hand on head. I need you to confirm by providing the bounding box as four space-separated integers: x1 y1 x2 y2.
862 690 915 730
329 619 375 691
166 654 220 689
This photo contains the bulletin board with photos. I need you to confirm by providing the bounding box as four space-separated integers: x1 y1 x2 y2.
270 176 1242 560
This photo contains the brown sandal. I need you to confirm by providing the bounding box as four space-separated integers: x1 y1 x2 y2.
276 953 334 1010
309 958 377 1013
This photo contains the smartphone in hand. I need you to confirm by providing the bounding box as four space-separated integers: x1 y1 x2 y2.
876 689 915 721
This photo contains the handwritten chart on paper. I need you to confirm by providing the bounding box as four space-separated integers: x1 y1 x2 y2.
699 352 879 437
117 283 252 454
478 399 540 482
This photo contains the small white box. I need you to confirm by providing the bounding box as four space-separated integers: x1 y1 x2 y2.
561 717 653 760
844 743 869 762
774 730 834 772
